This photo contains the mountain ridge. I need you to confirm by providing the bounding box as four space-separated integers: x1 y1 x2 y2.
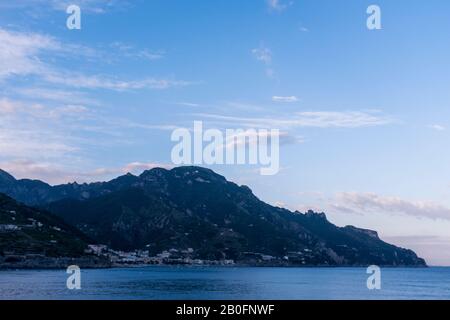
0 166 427 266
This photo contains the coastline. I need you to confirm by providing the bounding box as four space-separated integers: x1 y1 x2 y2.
0 256 111 270
0 261 430 271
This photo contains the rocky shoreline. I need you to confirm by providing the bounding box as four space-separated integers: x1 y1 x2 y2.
0 258 429 270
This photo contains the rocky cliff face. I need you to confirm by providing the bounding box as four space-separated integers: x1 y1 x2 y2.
0 167 426 266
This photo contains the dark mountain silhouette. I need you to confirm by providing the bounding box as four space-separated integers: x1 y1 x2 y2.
0 167 426 266
0 193 108 268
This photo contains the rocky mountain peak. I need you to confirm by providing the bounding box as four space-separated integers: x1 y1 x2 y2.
305 210 327 220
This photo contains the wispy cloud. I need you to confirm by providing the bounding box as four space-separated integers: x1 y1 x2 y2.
0 27 195 175
0 91 178 175
299 26 309 32
220 130 303 150
429 124 446 131
0 97 89 119
0 96 92 168
0 28 57 80
252 46 274 77
174 102 202 108
14 87 100 106
252 47 272 64
330 192 450 221
196 110 393 129
0 28 192 92
0 0 130 15
272 96 298 103
110 42 165 61
267 0 292 12
0 127 78 159
43 72 192 91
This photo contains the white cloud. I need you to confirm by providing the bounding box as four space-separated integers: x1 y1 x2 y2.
14 87 100 106
110 42 165 61
0 27 194 181
196 110 393 129
252 47 272 65
430 124 446 131
0 96 93 167
0 28 57 80
221 130 302 150
292 111 392 128
0 94 179 172
330 192 450 221
0 28 191 92
272 96 298 103
252 45 275 78
0 0 129 15
267 0 292 11
133 50 164 61
105 118 181 131
43 73 192 91
0 97 89 119
174 102 201 108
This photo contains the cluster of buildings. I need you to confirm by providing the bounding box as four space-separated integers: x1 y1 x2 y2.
84 244 317 266
0 211 45 233
240 250 316 265
85 245 235 266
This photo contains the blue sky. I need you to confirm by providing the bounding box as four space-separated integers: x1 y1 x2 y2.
1 0 450 265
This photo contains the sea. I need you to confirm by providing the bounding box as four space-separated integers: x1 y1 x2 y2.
0 266 449 300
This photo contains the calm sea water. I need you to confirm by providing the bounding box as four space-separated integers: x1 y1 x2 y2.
0 266 449 300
